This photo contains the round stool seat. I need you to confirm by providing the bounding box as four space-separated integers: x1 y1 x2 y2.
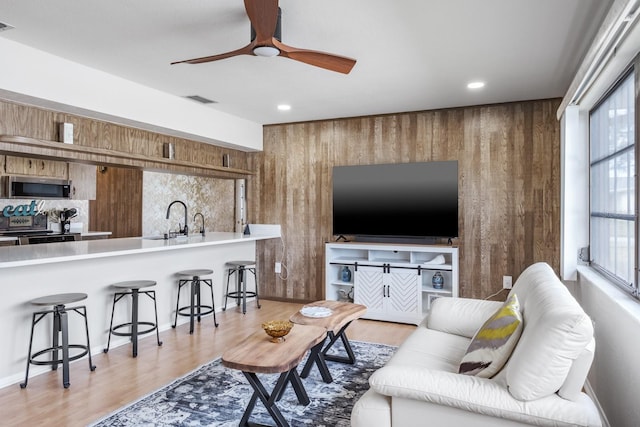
111 280 156 290
177 269 213 277
29 293 88 307
225 260 255 267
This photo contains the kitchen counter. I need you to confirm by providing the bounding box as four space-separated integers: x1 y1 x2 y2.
0 231 279 268
0 226 281 388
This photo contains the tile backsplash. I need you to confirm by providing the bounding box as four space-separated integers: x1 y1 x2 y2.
142 171 236 237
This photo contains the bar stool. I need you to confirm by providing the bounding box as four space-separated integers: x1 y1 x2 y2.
20 293 96 389
104 280 163 357
173 269 219 334
223 260 260 314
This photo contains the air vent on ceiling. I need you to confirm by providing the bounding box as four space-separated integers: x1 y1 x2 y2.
184 95 217 104
0 22 15 32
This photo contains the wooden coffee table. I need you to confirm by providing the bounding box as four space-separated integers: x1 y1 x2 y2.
289 300 367 383
222 324 326 427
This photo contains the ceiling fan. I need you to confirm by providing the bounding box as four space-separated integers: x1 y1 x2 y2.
171 0 356 74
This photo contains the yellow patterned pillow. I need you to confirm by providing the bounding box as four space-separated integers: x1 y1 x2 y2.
458 293 523 378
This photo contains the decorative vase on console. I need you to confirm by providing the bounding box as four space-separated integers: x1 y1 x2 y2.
432 271 444 289
341 266 352 282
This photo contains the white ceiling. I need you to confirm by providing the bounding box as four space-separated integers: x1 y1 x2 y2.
0 0 613 126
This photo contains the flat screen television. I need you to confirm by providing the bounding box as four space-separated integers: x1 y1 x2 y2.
332 161 458 241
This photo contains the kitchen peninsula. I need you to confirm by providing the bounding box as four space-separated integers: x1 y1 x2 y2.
0 227 280 388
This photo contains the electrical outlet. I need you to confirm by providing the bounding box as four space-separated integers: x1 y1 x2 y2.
503 275 513 289
275 262 281 274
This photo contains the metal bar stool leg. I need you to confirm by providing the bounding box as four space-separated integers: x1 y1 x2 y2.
78 306 96 371
51 306 61 371
248 267 260 309
194 277 202 322
239 266 247 314
147 291 163 345
189 278 197 333
223 270 232 311
103 293 120 353
204 279 219 327
56 305 71 388
19 312 40 389
131 289 139 357
173 280 185 328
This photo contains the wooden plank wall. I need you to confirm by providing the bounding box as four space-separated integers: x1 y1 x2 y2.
89 166 143 238
0 99 250 177
249 99 561 300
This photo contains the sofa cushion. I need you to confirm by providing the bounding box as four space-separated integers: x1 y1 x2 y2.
504 263 594 401
386 326 470 372
427 297 503 339
458 293 523 378
350 389 391 427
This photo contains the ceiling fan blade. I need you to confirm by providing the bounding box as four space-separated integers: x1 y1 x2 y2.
171 43 255 65
274 40 356 74
244 0 279 44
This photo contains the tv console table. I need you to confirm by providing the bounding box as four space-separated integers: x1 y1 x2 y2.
325 242 459 325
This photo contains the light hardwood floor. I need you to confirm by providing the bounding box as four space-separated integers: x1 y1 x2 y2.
1 300 416 426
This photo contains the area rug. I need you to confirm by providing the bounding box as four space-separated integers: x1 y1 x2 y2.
90 340 396 427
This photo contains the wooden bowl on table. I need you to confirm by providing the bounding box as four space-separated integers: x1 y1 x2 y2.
262 320 293 343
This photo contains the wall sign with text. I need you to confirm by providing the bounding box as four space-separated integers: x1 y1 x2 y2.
2 200 46 218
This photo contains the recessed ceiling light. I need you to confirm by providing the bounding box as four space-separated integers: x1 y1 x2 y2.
467 81 485 89
184 95 216 104
277 104 291 111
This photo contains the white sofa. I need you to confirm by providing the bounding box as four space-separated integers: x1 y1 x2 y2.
351 262 602 427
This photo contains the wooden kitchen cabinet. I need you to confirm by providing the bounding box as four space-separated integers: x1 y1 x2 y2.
68 163 97 200
4 155 67 178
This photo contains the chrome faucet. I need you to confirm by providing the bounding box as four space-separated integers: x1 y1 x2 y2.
194 212 205 236
166 200 188 236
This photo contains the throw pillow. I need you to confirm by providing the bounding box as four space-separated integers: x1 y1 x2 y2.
458 293 523 378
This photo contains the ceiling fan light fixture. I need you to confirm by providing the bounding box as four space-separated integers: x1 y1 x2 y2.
253 46 280 57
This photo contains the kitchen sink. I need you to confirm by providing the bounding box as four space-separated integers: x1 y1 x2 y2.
142 235 174 240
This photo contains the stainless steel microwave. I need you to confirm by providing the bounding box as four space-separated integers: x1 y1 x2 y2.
2 176 72 199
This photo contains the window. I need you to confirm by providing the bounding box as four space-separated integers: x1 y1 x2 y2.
589 70 637 296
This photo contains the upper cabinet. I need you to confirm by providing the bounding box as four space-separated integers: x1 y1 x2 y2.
68 163 96 200
1 156 97 200
4 155 67 178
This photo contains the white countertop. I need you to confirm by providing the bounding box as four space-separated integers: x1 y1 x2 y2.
0 231 280 269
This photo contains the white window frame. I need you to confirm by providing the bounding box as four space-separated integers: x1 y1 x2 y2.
589 68 638 298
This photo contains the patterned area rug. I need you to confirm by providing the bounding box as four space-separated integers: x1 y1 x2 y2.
90 340 396 427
